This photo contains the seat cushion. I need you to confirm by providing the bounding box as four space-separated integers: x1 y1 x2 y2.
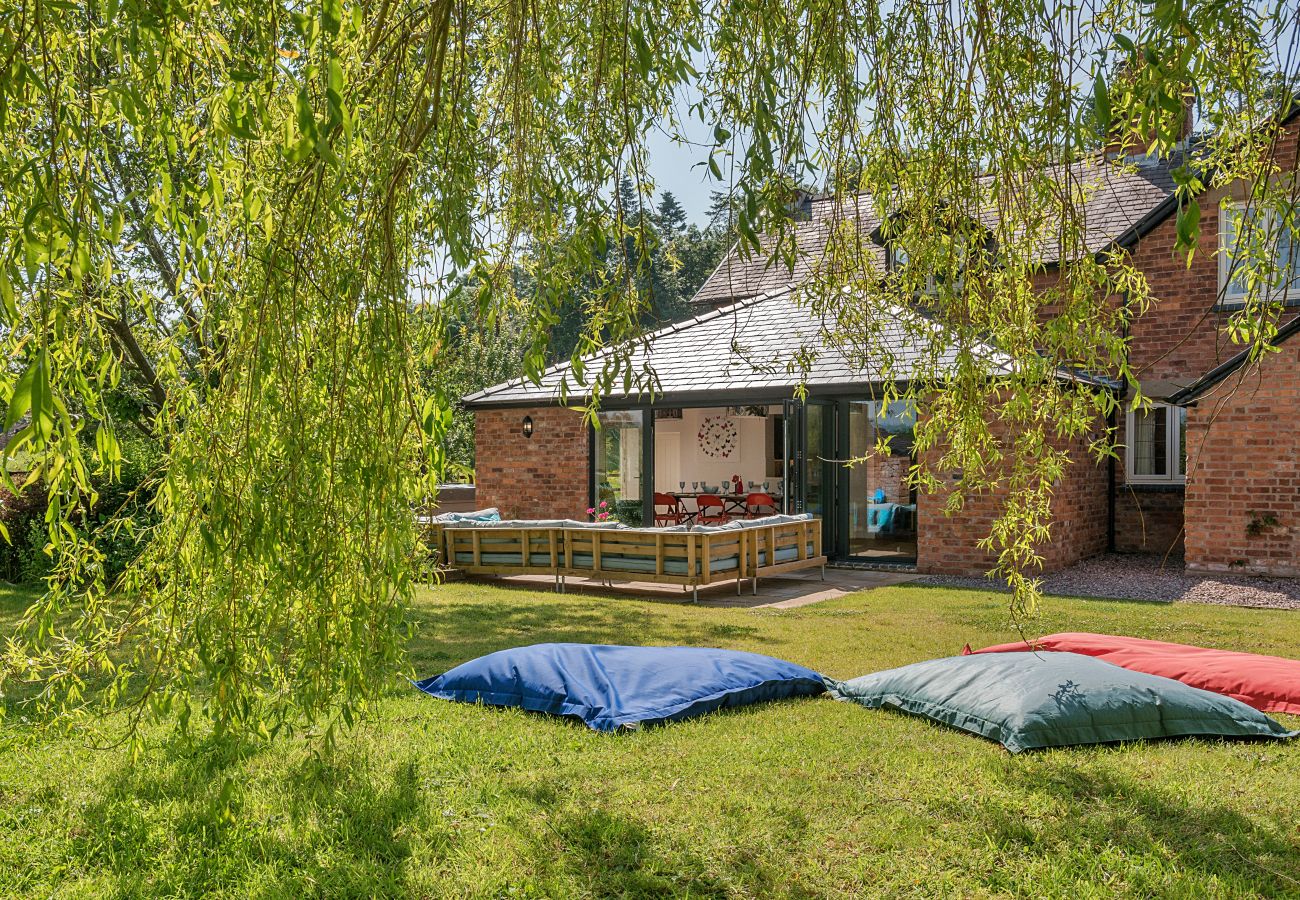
414 643 826 731
452 551 554 567
742 513 812 525
755 544 817 566
568 553 740 576
693 520 747 533
430 507 501 523
826 651 1297 753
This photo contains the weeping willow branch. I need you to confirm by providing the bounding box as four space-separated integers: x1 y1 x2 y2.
0 0 1296 741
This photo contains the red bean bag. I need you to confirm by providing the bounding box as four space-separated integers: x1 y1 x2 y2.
965 632 1300 716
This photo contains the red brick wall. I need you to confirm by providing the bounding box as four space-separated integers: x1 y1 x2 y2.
473 406 590 520
1030 124 1300 558
1112 462 1184 556
1127 120 1300 381
916 418 1109 577
1184 342 1300 577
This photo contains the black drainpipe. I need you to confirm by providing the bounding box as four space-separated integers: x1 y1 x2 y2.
1108 289 1132 553
1106 404 1118 553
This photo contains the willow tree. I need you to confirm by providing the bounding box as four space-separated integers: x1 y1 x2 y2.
0 0 1295 740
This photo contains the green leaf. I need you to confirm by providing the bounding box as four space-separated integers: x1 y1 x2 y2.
5 355 36 430
1175 196 1201 258
321 0 342 36
0 270 16 321
30 350 53 443
327 58 344 95
95 426 122 465
296 88 317 142
226 94 258 140
1093 72 1112 136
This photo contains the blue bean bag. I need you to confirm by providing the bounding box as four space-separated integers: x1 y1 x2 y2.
826 651 1297 753
414 643 826 731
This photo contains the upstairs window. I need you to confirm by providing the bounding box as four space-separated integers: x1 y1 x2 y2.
1126 403 1186 484
889 245 937 295
890 242 970 295
1219 202 1300 307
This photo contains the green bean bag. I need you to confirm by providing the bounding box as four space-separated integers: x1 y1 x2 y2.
825 651 1297 753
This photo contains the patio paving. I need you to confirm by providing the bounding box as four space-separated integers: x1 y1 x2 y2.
467 566 919 609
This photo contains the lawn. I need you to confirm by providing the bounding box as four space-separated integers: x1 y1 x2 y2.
2 579 1299 898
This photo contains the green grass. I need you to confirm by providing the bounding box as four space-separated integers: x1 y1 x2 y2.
2 579 1299 898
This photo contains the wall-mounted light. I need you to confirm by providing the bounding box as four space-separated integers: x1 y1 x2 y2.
521 415 534 439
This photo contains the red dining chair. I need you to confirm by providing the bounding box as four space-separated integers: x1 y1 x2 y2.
696 494 730 525
653 492 685 526
744 492 778 518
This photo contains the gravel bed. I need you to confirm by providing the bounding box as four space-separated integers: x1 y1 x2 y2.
918 553 1300 611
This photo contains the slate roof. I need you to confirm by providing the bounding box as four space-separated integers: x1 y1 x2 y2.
463 289 1107 409
691 200 886 305
467 152 1205 410
692 154 1180 306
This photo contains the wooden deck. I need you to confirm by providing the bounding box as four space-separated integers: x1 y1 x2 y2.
463 566 918 609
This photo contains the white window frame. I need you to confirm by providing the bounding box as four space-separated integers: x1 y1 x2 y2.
1125 403 1186 485
1218 201 1300 308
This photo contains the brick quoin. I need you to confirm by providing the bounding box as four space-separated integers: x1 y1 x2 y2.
473 406 590 521
1184 343 1300 577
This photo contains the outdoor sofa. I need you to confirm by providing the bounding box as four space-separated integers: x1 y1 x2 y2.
426 511 825 600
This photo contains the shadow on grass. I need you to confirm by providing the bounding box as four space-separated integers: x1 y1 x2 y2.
969 759 1300 893
0 583 38 631
508 780 818 898
66 725 814 898
71 734 439 897
406 590 768 675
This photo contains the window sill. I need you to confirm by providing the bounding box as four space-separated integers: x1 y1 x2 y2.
1123 481 1186 493
1216 297 1300 311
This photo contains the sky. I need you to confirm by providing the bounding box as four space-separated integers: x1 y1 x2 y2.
645 117 717 227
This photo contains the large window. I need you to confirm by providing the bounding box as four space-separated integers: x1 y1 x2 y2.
593 410 644 523
1126 403 1186 484
1219 202 1300 307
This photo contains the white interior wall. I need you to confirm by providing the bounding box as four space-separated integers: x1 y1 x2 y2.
653 408 775 492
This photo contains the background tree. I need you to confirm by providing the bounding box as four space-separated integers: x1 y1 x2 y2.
419 311 529 475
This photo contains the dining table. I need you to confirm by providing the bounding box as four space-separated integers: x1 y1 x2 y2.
670 491 784 521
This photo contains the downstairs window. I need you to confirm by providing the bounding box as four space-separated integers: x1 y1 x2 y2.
1126 403 1187 484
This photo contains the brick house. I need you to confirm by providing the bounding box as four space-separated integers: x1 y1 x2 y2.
465 117 1300 578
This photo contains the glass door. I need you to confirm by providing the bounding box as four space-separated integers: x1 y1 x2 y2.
843 399 918 563
782 399 835 531
805 402 830 520
781 399 805 514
